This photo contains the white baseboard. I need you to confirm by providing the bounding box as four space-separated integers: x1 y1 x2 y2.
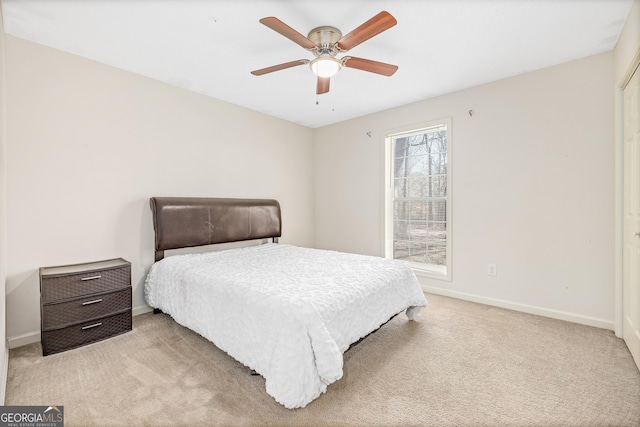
8 293 614 350
0 345 8 405
8 305 156 350
623 316 640 371
7 331 40 349
133 304 154 316
423 285 615 331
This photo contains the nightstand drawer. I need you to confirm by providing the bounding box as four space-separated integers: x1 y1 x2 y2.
41 311 132 356
41 264 131 303
42 287 132 330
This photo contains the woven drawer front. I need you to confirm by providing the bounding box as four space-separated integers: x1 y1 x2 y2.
41 266 130 302
42 311 132 356
42 288 132 330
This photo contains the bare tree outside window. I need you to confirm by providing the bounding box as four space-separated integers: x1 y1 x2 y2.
386 121 451 278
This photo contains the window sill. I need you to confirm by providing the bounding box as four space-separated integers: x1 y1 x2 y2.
411 264 451 282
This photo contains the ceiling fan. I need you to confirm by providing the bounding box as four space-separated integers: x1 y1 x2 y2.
251 11 398 95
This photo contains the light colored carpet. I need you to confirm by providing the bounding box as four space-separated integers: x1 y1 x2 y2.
6 293 640 426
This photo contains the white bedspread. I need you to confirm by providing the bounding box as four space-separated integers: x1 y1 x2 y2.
144 243 427 408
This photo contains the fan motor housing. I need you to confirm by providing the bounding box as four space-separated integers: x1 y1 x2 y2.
308 26 342 47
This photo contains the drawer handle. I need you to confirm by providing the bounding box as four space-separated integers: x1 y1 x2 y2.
81 299 103 306
81 275 102 281
82 322 102 330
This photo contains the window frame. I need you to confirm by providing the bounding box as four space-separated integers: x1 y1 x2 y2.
384 118 453 281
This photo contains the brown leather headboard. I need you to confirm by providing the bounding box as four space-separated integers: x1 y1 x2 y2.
150 197 282 261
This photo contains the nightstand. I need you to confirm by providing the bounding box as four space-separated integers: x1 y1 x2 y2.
40 258 132 356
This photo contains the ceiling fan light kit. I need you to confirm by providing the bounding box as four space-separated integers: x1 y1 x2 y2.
251 11 398 95
310 56 342 77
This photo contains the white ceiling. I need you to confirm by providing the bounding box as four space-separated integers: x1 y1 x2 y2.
1 0 634 128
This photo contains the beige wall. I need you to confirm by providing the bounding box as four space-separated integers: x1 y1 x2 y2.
314 52 615 328
2 5 634 347
614 0 639 84
4 35 314 344
0 0 9 403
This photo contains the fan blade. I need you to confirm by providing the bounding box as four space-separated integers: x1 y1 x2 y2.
317 77 330 94
260 17 316 49
337 11 397 51
251 60 308 76
343 56 398 76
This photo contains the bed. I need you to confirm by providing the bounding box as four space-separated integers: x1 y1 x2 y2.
144 197 428 408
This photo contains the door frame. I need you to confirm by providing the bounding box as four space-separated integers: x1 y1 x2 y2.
615 47 640 338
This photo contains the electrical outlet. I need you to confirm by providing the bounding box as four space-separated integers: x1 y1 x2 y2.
488 264 497 276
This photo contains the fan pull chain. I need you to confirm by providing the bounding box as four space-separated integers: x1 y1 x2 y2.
315 79 337 111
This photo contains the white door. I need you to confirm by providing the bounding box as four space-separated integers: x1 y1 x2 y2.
623 63 640 371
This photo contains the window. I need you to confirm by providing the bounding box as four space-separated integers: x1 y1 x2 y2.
385 119 452 280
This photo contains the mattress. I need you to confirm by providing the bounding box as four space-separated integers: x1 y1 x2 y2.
144 243 428 408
